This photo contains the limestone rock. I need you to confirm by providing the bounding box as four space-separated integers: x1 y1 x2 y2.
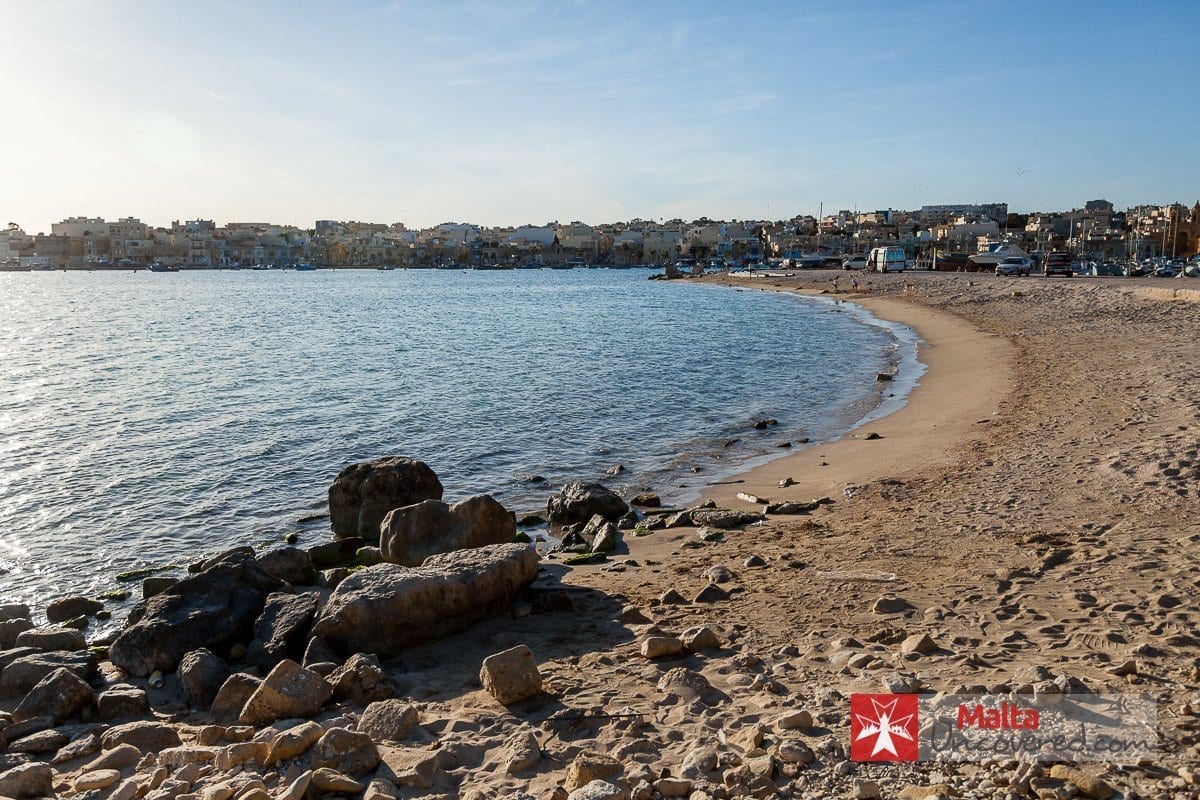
82 743 141 772
15 626 87 652
0 618 35 648
900 633 938 656
109 551 285 676
310 727 380 777
689 509 765 529
546 482 629 525
328 456 444 540
256 546 316 585
74 769 121 791
266 720 324 764
496 728 541 774
0 762 52 799
640 636 684 659
97 685 148 721
872 595 912 615
45 596 104 623
565 753 623 790
246 591 320 671
377 745 439 790
101 720 182 751
630 493 660 508
310 543 539 658
13 667 95 723
778 710 813 730
311 767 364 793
238 659 332 726
210 672 260 722
328 652 395 704
655 778 692 797
0 651 98 699
1048 765 1113 800
358 699 420 742
568 780 627 800
7 729 67 754
480 645 543 704
178 648 230 710
380 494 516 566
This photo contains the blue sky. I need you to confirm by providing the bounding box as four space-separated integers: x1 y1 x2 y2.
3 0 1197 231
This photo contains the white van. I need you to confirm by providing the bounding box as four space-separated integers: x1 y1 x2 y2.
868 246 906 273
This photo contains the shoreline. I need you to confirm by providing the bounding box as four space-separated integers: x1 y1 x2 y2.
692 275 1014 511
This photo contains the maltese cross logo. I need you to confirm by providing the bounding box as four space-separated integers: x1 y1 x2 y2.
850 693 919 762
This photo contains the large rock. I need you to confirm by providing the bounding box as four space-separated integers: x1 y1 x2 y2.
109 551 285 676
210 673 260 723
328 653 395 704
358 700 419 743
257 547 316 585
15 627 87 652
0 762 53 798
310 543 539 658
178 648 230 710
239 659 333 726
379 495 516 566
546 482 628 525
13 667 95 723
328 456 444 540
0 619 35 649
246 592 320 671
0 651 99 699
45 596 104 623
480 645 542 704
310 727 380 777
100 720 182 751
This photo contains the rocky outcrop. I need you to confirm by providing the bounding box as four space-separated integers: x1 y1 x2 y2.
328 456 444 540
379 495 516 566
546 482 629 525
311 543 539 658
109 551 285 676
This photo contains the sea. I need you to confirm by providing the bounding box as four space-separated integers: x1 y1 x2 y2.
0 268 921 628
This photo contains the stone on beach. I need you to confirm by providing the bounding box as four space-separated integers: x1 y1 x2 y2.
15 626 87 652
256 546 316 584
310 542 539 658
328 652 396 703
546 481 629 525
178 647 231 710
640 636 684 659
480 644 543 704
358 699 420 742
13 667 95 722
238 659 333 726
45 595 103 623
0 763 53 799
328 455 444 540
0 650 98 699
109 550 284 676
379 494 515 566
245 591 320 671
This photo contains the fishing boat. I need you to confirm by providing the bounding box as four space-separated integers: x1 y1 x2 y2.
295 262 318 271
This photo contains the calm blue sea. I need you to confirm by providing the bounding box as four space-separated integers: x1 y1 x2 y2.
0 268 916 623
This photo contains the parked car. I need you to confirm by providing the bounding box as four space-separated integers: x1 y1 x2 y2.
1043 251 1074 277
995 256 1033 276
842 255 868 270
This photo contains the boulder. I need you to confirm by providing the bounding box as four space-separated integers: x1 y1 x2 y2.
109 551 285 676
379 495 516 566
630 492 660 508
96 686 149 721
310 543 539 658
100 720 182 751
266 720 325 765
0 651 98 699
13 667 96 722
565 754 623 790
210 672 260 723
178 648 230 710
0 603 31 622
690 509 765 529
579 514 619 553
358 700 419 742
257 547 316 585
0 619 35 649
246 592 320 671
141 576 177 598
328 456 444 540
309 538 365 568
0 762 52 799
546 482 629 525
239 659 332 726
15 627 87 652
310 727 380 777
328 653 395 704
45 596 104 623
8 729 68 755
479 645 542 704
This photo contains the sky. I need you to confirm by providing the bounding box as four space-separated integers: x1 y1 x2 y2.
3 0 1198 233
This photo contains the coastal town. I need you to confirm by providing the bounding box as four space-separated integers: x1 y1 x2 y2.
3 200 1199 273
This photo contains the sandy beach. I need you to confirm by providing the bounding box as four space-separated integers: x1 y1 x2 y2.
4 270 1199 800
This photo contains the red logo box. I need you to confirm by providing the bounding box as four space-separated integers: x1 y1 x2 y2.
850 693 919 762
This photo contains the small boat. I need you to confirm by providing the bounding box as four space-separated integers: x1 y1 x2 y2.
295 262 318 271
149 262 179 273
968 243 1029 270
